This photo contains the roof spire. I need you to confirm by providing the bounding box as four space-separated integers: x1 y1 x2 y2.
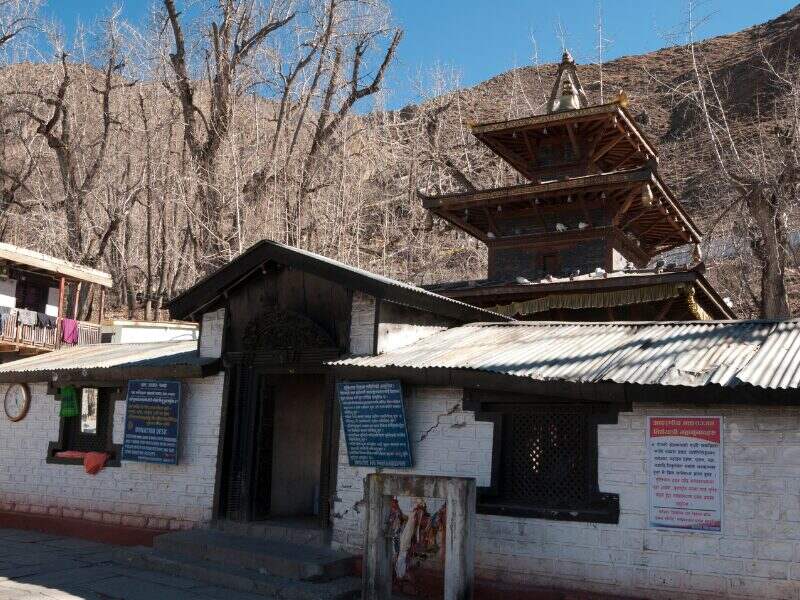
547 51 589 113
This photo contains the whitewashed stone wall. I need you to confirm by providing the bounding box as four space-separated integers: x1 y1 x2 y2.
332 387 800 600
349 292 375 355
332 387 493 547
0 374 224 530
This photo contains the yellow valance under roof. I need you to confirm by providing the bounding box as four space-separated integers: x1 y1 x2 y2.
492 282 712 321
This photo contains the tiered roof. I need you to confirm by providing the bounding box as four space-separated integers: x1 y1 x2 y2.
420 52 733 321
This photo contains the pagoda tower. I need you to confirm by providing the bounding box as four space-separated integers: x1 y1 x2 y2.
422 53 733 321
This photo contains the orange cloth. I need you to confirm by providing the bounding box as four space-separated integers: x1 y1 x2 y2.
83 452 110 475
54 450 87 460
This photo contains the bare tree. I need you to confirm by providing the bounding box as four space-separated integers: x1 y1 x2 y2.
161 0 295 270
0 0 39 49
678 3 798 318
243 0 402 247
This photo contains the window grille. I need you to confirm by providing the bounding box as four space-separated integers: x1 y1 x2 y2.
473 399 619 524
500 408 588 506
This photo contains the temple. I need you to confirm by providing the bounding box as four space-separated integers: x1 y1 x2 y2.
422 52 733 321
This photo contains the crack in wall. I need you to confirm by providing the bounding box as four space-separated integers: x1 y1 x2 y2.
417 402 463 443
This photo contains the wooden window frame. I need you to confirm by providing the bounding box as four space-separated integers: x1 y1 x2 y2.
47 386 122 467
466 390 620 524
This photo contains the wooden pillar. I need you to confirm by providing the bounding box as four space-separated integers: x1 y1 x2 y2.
444 478 476 600
56 277 66 348
57 277 65 319
362 475 392 600
98 287 105 324
72 281 81 320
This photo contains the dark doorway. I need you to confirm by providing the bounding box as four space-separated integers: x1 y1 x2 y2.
219 370 330 523
252 380 275 520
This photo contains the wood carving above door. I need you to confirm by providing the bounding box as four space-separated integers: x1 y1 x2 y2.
241 307 340 363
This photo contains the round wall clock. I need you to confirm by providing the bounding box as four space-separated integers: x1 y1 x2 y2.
4 383 31 422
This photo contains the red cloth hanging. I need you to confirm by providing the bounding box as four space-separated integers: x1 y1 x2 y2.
83 452 110 475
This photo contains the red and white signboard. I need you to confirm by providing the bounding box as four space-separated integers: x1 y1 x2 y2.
647 416 722 532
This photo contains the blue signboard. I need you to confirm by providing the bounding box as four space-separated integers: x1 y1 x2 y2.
337 380 412 468
121 380 181 465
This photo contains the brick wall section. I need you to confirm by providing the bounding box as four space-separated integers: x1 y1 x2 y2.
349 292 375 355
332 387 493 547
332 388 800 600
0 374 224 531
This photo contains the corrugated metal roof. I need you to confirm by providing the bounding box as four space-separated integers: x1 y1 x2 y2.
0 341 208 377
332 320 799 390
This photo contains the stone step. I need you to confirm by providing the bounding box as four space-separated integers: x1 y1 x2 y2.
153 529 355 582
113 546 361 600
214 519 331 548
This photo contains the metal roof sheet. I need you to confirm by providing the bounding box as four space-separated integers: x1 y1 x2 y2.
0 341 209 378
332 320 798 390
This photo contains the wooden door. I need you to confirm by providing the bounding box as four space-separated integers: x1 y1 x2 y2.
252 381 276 520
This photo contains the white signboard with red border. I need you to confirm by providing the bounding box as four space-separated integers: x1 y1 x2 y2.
647 416 723 533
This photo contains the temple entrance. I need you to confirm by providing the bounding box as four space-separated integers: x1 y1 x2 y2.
219 368 334 525
251 374 327 520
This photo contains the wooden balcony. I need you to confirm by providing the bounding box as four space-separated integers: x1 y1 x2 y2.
0 312 102 355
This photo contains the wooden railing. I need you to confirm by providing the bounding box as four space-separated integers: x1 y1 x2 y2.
0 311 102 352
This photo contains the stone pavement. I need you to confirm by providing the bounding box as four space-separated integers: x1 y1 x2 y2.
0 528 272 600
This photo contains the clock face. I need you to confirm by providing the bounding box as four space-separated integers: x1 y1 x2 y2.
4 383 30 422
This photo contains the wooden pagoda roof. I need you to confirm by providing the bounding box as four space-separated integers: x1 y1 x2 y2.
470 103 658 182
419 168 701 256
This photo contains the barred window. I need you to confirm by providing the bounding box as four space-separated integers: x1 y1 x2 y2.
475 400 619 524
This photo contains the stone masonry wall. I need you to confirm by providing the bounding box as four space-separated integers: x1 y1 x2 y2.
0 374 225 531
332 387 800 600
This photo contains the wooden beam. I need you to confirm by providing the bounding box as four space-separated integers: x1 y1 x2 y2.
612 148 640 170
440 210 488 242
98 287 105 324
522 130 537 160
57 277 65 320
483 207 498 235
72 282 81 320
586 123 608 159
621 210 650 231
592 133 625 164
612 189 640 227
565 123 580 158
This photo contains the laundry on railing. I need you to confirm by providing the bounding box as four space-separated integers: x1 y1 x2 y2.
36 312 57 329
17 308 37 326
61 318 80 344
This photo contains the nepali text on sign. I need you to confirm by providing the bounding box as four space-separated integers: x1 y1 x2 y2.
337 380 412 468
121 380 181 465
647 416 722 532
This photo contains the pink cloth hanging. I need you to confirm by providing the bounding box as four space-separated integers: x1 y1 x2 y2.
61 318 79 344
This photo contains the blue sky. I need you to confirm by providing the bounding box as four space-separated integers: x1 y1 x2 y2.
42 0 798 108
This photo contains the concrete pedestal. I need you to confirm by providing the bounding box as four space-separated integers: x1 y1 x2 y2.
362 474 476 600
